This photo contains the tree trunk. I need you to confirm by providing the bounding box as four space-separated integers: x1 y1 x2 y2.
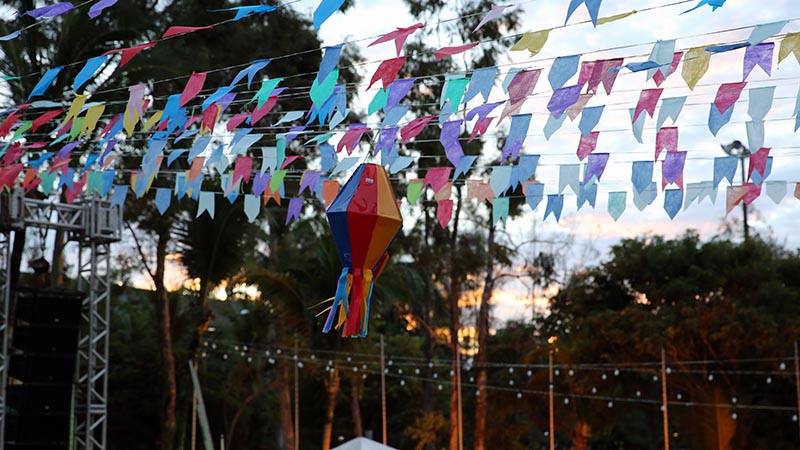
572 420 591 450
227 384 270 450
474 217 495 450
322 367 340 450
155 231 177 450
713 385 735 450
278 363 295 450
51 229 65 287
350 372 363 437
448 187 463 450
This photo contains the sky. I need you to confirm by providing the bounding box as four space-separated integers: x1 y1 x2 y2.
10 0 792 320
304 0 800 321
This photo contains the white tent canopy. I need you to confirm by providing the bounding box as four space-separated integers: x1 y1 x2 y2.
332 437 398 450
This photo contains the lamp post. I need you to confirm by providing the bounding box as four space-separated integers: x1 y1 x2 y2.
721 140 750 242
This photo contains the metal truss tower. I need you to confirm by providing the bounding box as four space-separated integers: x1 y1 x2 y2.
0 189 121 450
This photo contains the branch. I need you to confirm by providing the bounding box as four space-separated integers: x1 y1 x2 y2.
125 221 156 283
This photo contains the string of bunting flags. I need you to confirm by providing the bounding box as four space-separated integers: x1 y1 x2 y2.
1 0 800 228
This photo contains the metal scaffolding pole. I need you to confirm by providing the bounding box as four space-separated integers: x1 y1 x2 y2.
0 191 120 450
0 230 11 448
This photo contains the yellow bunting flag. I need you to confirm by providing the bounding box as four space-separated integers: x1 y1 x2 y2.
779 32 800 64
142 110 163 132
510 29 551 57
81 104 105 138
682 46 710 90
597 10 637 25
64 94 88 124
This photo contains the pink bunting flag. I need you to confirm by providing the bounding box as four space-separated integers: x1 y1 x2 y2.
336 125 370 154
280 155 304 169
655 127 679 160
232 156 253 184
162 25 216 39
180 72 207 107
64 178 86 204
633 88 663 123
743 182 762 205
368 57 406 90
227 113 250 132
436 199 454 228
250 96 278 124
747 147 770 181
469 116 494 142
466 180 495 204
652 52 684 86
104 42 156 68
508 69 541 104
435 42 479 60
368 23 423 56
726 185 749 214
0 111 22 136
578 61 596 85
400 115 435 143
576 131 599 161
474 4 510 33
423 167 453 193
201 105 219 134
586 58 624 95
2 144 24 166
714 82 747 114
30 109 64 132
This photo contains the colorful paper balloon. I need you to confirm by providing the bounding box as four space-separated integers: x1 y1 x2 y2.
324 164 403 338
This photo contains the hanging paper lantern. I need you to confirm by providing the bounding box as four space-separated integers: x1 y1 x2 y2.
323 163 402 337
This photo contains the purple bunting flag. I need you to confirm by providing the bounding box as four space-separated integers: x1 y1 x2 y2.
743 42 774 80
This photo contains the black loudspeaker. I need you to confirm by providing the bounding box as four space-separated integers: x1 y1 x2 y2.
4 288 84 449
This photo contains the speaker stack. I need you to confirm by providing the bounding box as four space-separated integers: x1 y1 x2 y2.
5 288 84 450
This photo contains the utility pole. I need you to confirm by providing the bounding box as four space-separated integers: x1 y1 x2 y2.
721 140 751 242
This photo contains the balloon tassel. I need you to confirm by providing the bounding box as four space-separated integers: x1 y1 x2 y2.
335 273 352 330
344 269 364 337
323 268 350 333
360 269 374 337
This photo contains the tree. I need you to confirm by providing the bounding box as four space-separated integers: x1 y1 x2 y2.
545 233 800 450
396 2 524 448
